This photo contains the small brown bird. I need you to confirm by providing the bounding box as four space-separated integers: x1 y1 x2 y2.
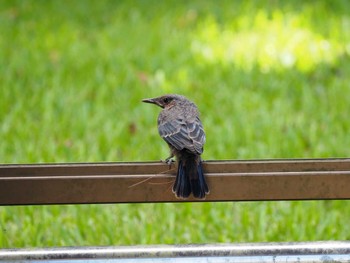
142 94 209 199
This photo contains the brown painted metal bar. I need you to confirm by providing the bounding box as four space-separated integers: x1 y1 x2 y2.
0 158 349 205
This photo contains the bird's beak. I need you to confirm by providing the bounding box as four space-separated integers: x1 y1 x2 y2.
142 97 164 108
142 98 156 104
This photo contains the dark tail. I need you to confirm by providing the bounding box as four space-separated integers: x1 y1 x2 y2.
173 155 209 199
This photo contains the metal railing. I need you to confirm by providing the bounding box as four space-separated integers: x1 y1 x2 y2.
1 242 350 262
0 158 349 205
1 158 349 262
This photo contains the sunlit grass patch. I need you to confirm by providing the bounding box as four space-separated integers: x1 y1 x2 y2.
192 9 347 72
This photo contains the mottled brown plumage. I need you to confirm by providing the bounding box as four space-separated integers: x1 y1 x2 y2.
142 94 209 199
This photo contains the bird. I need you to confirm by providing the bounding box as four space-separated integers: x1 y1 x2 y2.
142 94 209 199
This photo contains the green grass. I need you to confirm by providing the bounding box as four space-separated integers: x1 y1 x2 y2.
0 0 350 247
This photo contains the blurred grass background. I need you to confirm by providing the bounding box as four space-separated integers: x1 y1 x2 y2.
0 0 350 247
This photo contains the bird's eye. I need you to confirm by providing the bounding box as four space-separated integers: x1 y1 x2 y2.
163 97 171 104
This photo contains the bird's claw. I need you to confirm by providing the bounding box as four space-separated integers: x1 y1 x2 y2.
162 158 175 166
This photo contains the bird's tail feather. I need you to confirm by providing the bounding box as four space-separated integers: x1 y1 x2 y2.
173 160 191 198
192 160 209 199
173 157 209 199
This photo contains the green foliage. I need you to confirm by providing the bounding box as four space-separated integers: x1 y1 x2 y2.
0 0 349 247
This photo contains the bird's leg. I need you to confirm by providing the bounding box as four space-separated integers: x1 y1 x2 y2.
162 153 175 167
164 156 175 165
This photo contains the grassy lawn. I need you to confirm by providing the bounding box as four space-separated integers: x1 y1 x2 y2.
0 0 350 247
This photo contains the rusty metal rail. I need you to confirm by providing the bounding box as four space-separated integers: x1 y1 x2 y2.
0 158 350 205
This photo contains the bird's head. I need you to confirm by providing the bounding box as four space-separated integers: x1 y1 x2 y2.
142 94 184 109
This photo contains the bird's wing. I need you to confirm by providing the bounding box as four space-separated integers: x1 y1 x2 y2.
188 116 206 154
158 116 205 154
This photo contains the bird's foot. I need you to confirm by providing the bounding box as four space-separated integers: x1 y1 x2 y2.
162 157 175 166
